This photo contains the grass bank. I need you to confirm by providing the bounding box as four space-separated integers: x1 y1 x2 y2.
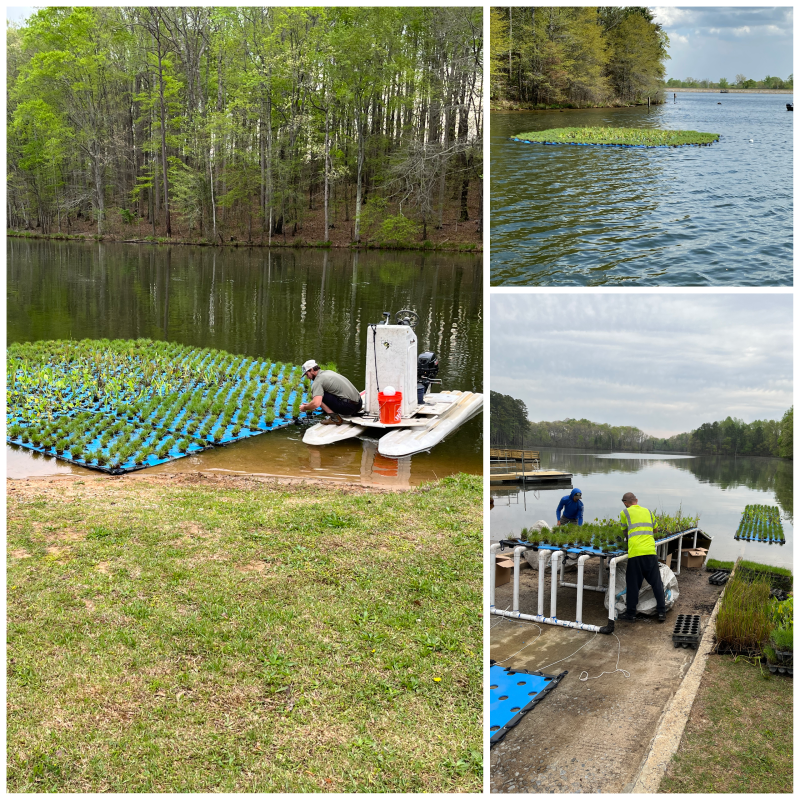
513 126 719 147
6 230 481 253
7 472 482 792
659 654 792 793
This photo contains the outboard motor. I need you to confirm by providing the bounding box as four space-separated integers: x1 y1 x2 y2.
417 351 439 403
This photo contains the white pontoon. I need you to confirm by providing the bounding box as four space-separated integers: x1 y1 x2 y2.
303 310 483 458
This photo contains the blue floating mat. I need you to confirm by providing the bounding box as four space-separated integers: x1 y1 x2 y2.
489 664 567 745
7 338 323 474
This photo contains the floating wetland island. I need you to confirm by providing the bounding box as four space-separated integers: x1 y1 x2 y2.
7 339 319 473
512 126 720 148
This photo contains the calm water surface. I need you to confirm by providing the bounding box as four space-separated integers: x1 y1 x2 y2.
491 93 793 285
7 239 483 485
490 449 792 569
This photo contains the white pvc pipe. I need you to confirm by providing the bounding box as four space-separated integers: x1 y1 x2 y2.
489 543 501 608
575 554 590 623
512 546 525 613
538 549 548 616
607 553 629 624
490 608 601 633
550 550 562 619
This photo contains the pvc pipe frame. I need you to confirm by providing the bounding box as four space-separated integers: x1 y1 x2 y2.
489 528 703 636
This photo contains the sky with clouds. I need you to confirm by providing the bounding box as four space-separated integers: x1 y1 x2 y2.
491 294 792 439
652 6 793 83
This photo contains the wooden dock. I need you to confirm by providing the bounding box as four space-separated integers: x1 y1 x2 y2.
490 448 541 467
490 470 572 484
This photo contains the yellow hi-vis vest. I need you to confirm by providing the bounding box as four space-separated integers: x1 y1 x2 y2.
619 505 657 558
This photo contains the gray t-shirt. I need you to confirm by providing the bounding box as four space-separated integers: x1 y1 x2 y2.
311 370 360 403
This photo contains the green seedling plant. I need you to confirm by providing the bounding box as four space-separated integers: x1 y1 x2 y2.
716 564 772 653
8 339 313 473
770 626 793 652
735 505 784 543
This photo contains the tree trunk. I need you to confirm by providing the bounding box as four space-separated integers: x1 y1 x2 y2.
323 102 330 242
155 31 171 237
353 116 364 243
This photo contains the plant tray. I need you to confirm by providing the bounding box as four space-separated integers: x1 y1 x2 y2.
775 649 793 662
708 571 730 586
714 644 763 658
733 504 785 544
7 339 319 474
673 614 702 649
489 664 567 746
767 663 793 676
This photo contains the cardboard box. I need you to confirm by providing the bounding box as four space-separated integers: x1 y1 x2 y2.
495 558 514 586
680 547 709 569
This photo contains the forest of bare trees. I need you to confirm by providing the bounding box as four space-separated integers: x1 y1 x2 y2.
490 6 669 108
7 7 483 246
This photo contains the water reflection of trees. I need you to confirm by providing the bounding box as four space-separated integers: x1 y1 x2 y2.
539 448 793 521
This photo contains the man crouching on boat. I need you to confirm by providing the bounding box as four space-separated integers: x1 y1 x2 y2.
299 360 363 426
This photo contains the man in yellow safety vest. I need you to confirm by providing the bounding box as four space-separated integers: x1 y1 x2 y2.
617 492 667 623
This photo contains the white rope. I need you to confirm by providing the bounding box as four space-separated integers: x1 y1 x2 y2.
579 632 630 681
492 621 543 664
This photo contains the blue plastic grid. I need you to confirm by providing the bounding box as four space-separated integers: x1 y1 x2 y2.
733 505 785 544
7 339 320 474
489 664 567 745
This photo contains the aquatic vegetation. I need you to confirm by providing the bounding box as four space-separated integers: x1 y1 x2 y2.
770 626 793 652
654 508 700 535
706 558 735 572
734 505 785 543
512 127 720 148
715 568 772 653
509 509 700 554
7 338 315 473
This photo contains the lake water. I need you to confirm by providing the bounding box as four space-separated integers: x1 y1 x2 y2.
490 449 793 569
491 93 793 286
7 239 483 486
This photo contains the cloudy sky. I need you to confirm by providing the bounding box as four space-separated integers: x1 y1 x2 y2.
491 294 792 438
652 7 793 84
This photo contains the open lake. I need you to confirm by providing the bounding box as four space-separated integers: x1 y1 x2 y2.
490 449 793 569
491 92 793 286
7 239 483 486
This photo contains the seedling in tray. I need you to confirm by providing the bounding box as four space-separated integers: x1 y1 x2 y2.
734 504 785 544
7 338 316 474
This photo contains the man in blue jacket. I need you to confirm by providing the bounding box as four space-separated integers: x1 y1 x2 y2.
556 488 584 526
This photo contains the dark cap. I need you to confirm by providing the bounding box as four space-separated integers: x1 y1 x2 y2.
621 492 637 504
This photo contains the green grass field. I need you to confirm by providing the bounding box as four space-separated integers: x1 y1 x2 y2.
514 126 720 146
659 654 792 793
7 473 482 792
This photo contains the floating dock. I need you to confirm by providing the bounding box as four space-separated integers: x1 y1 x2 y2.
490 469 572 484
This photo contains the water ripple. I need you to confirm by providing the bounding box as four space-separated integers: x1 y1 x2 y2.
491 94 793 286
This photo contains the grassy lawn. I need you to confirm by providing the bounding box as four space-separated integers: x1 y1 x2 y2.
659 654 792 793
514 126 719 146
7 473 482 792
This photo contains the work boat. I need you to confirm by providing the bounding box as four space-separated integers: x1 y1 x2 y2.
303 310 483 458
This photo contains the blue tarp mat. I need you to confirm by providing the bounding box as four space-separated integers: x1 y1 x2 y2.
489 664 567 745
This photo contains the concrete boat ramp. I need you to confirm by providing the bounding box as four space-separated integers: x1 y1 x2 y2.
490 561 723 793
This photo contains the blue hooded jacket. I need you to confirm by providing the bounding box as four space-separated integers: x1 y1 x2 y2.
556 488 584 525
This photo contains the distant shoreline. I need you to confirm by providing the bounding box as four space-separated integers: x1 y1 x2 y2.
668 88 792 94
